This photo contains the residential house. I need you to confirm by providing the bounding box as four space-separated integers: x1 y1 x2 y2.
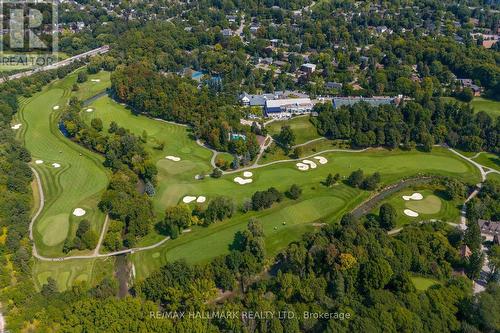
300 63 317 74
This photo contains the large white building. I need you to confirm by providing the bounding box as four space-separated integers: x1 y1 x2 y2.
265 98 313 119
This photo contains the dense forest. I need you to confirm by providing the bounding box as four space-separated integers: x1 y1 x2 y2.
312 99 499 153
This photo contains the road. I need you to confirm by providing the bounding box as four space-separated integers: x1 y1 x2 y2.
0 45 110 84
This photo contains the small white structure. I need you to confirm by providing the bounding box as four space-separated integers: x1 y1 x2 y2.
404 209 419 217
234 177 253 184
402 193 423 201
313 156 328 164
182 196 197 203
165 156 181 162
73 208 86 217
296 162 309 171
302 160 317 169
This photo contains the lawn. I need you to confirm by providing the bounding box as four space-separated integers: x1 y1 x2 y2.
472 152 499 172
266 115 320 144
371 187 461 227
72 70 111 101
411 276 441 291
17 71 110 257
470 97 500 119
442 96 500 119
33 257 114 292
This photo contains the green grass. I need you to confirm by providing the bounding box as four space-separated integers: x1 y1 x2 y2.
372 187 461 227
17 70 110 256
72 70 111 101
33 257 114 292
442 96 500 119
472 152 499 172
411 276 441 291
470 97 500 119
266 115 320 144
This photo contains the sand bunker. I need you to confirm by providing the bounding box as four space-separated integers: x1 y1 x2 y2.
302 160 317 169
85 108 94 113
11 124 22 130
72 208 86 217
91 79 101 82
313 156 328 164
234 177 253 184
165 155 181 162
35 160 44 164
53 105 60 110
243 171 253 178
52 163 61 168
403 192 423 201
196 196 206 203
403 209 419 217
296 162 309 171
182 196 197 203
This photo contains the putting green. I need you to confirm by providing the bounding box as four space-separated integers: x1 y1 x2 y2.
405 195 442 214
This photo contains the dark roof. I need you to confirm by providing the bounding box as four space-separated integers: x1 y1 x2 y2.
478 219 500 235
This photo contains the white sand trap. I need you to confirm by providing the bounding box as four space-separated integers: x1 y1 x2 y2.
53 105 60 110
52 163 61 168
403 209 419 217
72 208 86 217
402 192 423 201
182 196 197 203
296 162 309 171
234 177 253 184
165 155 181 162
85 108 94 113
196 196 206 203
11 123 22 130
91 79 101 82
313 156 328 164
243 171 253 178
35 160 44 164
302 160 317 169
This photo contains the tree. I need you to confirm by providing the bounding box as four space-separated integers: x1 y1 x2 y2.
361 172 381 190
379 203 397 230
445 179 466 200
211 168 223 178
467 250 484 280
325 173 335 187
286 184 302 200
278 125 295 154
77 71 88 83
41 277 58 297
347 169 364 187
487 245 500 282
91 118 103 132
464 219 482 251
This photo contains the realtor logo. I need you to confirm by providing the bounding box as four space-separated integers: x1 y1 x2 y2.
0 0 58 66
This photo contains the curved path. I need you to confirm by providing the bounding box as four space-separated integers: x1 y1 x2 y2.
30 166 192 261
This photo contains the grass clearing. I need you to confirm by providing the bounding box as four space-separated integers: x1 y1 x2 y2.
266 115 320 144
411 276 441 291
472 152 499 171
